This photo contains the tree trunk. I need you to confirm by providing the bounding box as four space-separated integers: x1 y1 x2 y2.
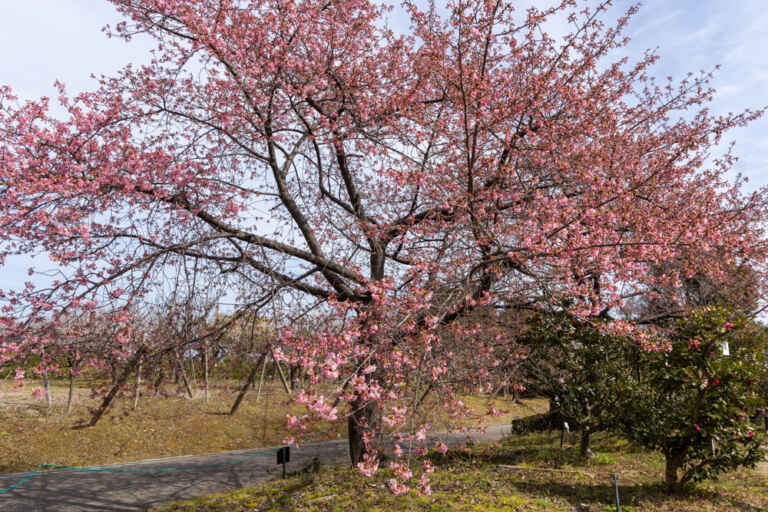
89 346 147 427
111 360 119 385
153 366 165 397
664 452 683 492
188 357 197 387
579 428 592 459
170 354 179 384
42 369 52 409
229 352 267 416
66 370 75 414
174 349 194 399
348 399 378 465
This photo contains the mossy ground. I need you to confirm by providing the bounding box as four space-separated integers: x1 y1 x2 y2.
153 432 768 512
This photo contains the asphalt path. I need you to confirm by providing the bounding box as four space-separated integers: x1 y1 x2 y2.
0 423 514 512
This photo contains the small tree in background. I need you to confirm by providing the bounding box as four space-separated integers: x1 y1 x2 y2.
618 307 766 491
520 312 633 458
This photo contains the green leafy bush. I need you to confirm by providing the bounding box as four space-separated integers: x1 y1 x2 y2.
519 312 634 457
617 307 766 490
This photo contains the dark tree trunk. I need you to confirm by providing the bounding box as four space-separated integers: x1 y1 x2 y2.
89 346 147 427
110 360 119 385
347 282 383 465
229 352 267 416
579 428 592 459
664 452 683 492
348 399 378 465
153 366 165 397
174 349 194 398
170 354 179 384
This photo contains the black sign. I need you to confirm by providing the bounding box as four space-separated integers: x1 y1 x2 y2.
277 446 291 464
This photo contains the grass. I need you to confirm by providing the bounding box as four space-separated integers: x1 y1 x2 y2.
151 432 768 512
0 379 316 474
0 379 545 474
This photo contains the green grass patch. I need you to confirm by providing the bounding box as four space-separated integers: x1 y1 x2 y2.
152 432 768 512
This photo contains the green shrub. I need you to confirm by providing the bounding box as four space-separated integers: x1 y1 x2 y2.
519 312 634 457
617 306 766 491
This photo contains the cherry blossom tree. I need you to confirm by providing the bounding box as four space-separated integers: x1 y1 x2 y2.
1 0 767 489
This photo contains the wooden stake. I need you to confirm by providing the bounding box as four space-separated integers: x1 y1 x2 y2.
133 362 142 410
203 346 209 404
271 346 292 396
255 353 268 401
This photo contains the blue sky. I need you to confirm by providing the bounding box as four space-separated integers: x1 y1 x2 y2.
607 0 768 189
0 0 766 292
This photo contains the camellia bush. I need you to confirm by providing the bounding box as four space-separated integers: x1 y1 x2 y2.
617 307 766 491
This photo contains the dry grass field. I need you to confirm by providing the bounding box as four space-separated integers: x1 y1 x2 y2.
0 378 546 474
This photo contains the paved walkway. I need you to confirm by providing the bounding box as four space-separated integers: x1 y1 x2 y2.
0 424 513 512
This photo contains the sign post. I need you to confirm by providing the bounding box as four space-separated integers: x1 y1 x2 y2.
277 446 290 479
560 422 569 449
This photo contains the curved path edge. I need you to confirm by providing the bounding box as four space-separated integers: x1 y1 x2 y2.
0 423 514 512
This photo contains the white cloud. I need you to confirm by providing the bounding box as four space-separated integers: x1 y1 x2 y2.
0 1 155 101
630 8 683 38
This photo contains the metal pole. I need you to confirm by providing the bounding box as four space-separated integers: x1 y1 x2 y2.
611 473 620 512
